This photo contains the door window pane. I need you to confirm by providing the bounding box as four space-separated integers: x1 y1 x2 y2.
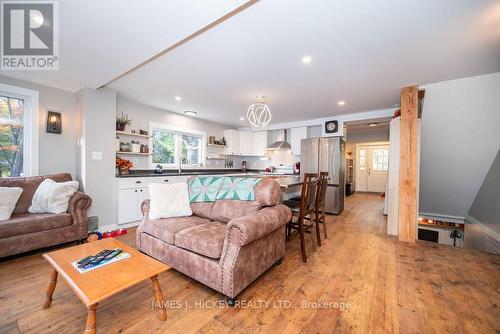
0 96 24 177
372 148 389 171
181 134 202 166
359 149 366 171
152 129 176 165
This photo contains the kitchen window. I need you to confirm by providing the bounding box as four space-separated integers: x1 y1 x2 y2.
0 84 39 177
150 122 205 168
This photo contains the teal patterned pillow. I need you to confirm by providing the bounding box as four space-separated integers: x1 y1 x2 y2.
216 177 261 201
188 176 223 203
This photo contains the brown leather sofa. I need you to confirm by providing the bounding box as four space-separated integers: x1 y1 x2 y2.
0 173 92 258
136 178 291 303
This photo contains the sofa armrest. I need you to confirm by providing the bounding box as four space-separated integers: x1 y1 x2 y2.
136 199 151 249
226 204 291 247
68 191 92 239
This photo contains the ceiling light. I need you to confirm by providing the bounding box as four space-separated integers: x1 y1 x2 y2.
184 111 197 117
368 123 378 127
338 100 345 106
247 96 272 127
301 55 312 64
240 117 245 121
174 96 182 101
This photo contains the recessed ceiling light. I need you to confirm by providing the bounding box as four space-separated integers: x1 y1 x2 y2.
174 96 182 101
338 100 345 106
301 55 312 64
368 123 378 127
184 111 197 117
240 117 245 121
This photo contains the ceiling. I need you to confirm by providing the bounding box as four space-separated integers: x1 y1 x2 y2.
3 0 500 127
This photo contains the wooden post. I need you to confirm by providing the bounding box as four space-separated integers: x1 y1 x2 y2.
398 86 419 243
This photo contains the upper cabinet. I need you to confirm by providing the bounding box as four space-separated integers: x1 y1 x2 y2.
223 129 271 156
290 127 308 155
224 129 240 155
239 131 253 155
252 131 272 156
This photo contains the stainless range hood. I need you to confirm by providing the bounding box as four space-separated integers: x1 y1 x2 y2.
266 129 291 150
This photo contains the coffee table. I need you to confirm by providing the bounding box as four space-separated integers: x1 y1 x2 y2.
42 238 169 334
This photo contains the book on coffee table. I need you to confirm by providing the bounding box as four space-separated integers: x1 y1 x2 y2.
71 251 131 273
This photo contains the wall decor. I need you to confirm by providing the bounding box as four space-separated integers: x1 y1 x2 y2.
46 111 62 134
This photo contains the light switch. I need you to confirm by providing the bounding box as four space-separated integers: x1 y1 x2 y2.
91 151 103 160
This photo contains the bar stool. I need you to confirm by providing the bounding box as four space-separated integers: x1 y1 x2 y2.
283 173 318 263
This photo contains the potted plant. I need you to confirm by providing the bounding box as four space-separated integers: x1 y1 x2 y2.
116 112 132 131
116 157 133 175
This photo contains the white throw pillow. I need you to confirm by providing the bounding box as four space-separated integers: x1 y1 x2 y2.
0 187 23 221
149 182 192 220
28 179 79 214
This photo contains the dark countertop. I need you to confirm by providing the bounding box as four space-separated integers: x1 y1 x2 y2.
116 169 298 179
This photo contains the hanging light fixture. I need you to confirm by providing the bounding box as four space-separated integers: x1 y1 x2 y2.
247 96 271 127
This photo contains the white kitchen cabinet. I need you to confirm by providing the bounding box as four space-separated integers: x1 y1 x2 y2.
223 129 240 155
290 127 308 155
239 131 253 155
118 187 146 224
252 130 271 156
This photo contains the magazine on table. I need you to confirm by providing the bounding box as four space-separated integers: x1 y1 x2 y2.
71 249 131 274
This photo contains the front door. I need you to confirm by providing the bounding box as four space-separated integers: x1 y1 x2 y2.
356 144 389 192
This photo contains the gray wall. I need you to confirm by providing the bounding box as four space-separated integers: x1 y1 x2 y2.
419 72 500 220
0 75 78 177
77 88 117 229
345 125 389 143
468 149 500 234
117 96 228 169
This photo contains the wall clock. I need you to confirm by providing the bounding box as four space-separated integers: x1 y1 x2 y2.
324 120 338 133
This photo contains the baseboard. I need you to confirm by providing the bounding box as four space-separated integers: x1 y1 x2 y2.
464 214 500 254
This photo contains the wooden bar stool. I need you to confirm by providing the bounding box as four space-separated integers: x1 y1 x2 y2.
283 173 318 263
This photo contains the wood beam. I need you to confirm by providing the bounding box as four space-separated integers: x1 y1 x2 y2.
398 86 419 243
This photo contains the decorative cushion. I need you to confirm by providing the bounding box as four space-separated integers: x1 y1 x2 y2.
143 216 209 245
28 179 79 214
216 177 261 201
175 221 227 259
0 213 72 239
188 176 223 203
210 200 262 223
0 187 23 221
149 182 192 220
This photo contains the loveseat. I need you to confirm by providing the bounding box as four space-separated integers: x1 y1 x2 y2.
0 173 92 258
136 178 291 302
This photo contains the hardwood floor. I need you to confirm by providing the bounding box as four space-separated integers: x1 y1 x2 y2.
1 194 499 333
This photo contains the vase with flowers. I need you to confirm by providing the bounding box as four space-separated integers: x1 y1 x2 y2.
116 157 133 175
116 111 132 131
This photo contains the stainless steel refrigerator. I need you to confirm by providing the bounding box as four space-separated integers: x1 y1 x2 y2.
300 137 345 214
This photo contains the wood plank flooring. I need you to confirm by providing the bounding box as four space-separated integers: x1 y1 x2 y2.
1 194 499 333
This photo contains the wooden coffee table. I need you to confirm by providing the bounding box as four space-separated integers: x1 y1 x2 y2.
42 238 169 334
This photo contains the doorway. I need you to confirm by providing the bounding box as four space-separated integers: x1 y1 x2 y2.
356 143 389 192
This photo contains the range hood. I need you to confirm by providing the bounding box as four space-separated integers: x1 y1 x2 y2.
266 129 291 150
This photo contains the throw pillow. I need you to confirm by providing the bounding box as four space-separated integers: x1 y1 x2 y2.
149 182 192 220
28 179 79 214
188 176 223 203
216 177 261 201
0 187 23 221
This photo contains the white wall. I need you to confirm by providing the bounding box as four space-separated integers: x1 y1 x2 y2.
419 72 500 221
0 75 78 177
77 87 117 229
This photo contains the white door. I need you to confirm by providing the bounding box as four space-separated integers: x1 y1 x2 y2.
356 145 389 192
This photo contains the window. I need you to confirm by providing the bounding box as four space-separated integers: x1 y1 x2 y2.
372 148 389 171
359 149 366 171
0 84 38 178
150 122 205 168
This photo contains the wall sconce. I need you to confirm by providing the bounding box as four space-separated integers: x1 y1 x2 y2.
46 111 62 134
